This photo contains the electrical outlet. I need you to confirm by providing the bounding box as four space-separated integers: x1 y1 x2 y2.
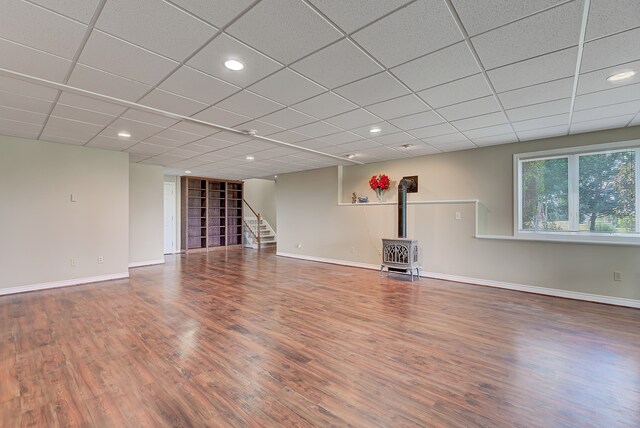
70 258 77 267
614 271 622 282
455 212 461 220
98 256 104 264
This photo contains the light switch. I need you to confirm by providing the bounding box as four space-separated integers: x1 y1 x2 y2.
70 193 78 202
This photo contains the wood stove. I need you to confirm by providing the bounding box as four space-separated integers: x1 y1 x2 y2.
381 177 420 281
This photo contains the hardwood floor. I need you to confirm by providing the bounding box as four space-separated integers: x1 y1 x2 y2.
1 249 639 427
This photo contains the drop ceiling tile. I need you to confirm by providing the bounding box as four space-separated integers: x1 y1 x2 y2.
307 0 412 33
164 147 203 158
50 104 115 126
392 42 480 92
356 146 404 160
0 105 47 125
293 121 343 138
101 118 164 142
39 132 87 146
318 131 362 145
187 34 282 88
472 1 583 70
506 98 571 122
571 101 640 123
451 111 508 131
249 69 325 106
352 0 462 68
451 0 565 36
573 83 640 111
226 0 341 64
324 109 380 129
351 122 401 138
255 147 302 158
79 30 178 85
139 89 208 116
421 132 469 145
29 0 101 24
293 92 358 119
372 132 416 145
192 136 236 150
570 114 635 134
395 143 440 156
260 108 316 129
139 135 185 148
0 76 58 101
169 0 253 28
389 110 445 130
153 128 202 144
581 27 640 73
295 139 335 150
57 92 127 116
577 60 640 95
517 124 569 140
291 39 383 89
43 116 104 141
325 139 382 153
191 106 251 127
417 74 493 109
67 64 152 102
86 135 135 151
216 91 284 118
437 96 501 121
0 117 43 134
629 114 640 126
473 133 519 147
121 109 179 128
512 113 569 132
487 47 578 92
0 0 87 59
140 154 183 165
96 0 217 61
0 127 38 140
408 122 457 138
498 77 574 109
463 124 514 139
0 90 53 114
209 130 253 143
432 140 477 151
585 0 640 41
127 143 173 156
0 38 71 82
365 95 429 120
267 130 309 143
169 121 216 137
236 120 284 136
160 66 240 105
335 72 409 106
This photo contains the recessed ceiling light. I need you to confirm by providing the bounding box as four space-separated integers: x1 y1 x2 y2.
224 59 244 71
246 155 254 161
400 143 414 150
345 154 356 159
607 71 636 82
117 131 131 138
369 127 382 134
184 170 191 174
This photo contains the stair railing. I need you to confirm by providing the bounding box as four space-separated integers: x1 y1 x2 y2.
243 199 261 247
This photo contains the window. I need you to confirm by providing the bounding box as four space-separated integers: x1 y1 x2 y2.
515 141 640 244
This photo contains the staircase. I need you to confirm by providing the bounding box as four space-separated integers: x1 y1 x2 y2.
243 200 277 249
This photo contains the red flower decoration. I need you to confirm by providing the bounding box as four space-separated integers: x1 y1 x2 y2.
369 174 390 191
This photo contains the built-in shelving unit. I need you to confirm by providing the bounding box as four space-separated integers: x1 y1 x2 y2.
181 177 243 253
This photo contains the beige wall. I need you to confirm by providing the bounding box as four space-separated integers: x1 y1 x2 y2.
164 175 181 251
277 127 640 302
0 136 129 289
129 163 164 264
244 178 277 231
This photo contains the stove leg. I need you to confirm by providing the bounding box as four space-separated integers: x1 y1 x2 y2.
380 265 384 276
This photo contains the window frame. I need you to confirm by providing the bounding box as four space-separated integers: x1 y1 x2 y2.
514 140 640 245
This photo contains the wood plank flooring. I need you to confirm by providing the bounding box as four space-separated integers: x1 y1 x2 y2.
1 249 639 427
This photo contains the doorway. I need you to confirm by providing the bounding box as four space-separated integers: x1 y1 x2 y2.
164 182 176 254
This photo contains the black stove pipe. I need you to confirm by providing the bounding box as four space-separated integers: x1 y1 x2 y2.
398 178 416 238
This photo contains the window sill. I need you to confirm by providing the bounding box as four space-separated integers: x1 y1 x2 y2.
478 231 640 247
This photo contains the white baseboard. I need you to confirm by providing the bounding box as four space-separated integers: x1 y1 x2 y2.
128 259 165 268
276 252 640 309
0 272 130 296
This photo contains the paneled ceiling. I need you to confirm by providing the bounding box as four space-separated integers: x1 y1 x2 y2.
0 0 639 179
